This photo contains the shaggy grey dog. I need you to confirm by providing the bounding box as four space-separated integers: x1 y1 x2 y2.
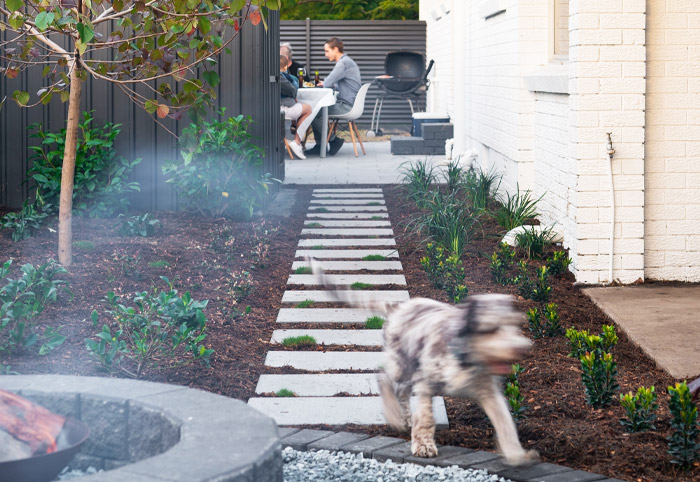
308 258 539 466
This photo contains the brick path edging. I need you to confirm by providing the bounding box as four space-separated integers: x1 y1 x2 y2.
279 428 626 482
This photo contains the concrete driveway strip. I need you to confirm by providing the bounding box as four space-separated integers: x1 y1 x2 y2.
584 284 700 379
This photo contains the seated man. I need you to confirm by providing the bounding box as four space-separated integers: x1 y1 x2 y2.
280 54 311 160
308 37 362 157
280 42 310 83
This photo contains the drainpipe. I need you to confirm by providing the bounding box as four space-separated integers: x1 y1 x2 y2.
606 132 616 284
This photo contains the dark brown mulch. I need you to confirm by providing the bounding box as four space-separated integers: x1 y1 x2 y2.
1 184 698 481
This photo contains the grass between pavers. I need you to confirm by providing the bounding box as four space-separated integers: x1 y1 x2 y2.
362 254 387 261
295 299 315 308
312 245 324 250
365 316 385 329
294 266 312 274
370 216 385 220
351 282 373 290
306 222 322 228
282 335 317 349
276 389 295 397
314 207 329 213
367 202 382 206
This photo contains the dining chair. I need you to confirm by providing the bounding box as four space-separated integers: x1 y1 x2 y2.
326 82 372 157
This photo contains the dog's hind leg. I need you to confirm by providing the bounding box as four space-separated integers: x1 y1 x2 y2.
475 382 539 466
410 381 438 458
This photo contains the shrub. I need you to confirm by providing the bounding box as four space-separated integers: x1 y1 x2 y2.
566 325 618 359
464 166 502 211
296 299 315 308
1 199 51 242
227 270 254 303
619 386 658 432
282 335 316 349
163 114 272 220
580 350 619 408
86 277 213 378
443 159 465 194
515 263 551 303
111 250 142 280
420 243 468 303
28 112 141 218
515 226 556 259
365 316 385 329
667 381 700 469
0 260 71 354
116 213 161 237
547 250 573 276
400 160 436 206
494 185 542 231
490 243 515 285
505 364 526 420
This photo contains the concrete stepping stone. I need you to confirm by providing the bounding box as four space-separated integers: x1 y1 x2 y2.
277 308 384 323
295 249 399 259
307 212 389 219
281 290 410 303
247 396 448 428
308 206 387 212
304 220 391 227
292 260 402 271
287 274 406 286
270 330 383 346
255 373 379 395
299 238 395 247
265 351 384 371
312 193 384 199
310 199 386 205
313 188 383 193
301 228 394 236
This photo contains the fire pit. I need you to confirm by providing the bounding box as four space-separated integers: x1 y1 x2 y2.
0 375 282 481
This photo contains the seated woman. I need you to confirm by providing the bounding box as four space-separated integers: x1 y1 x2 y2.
280 54 311 159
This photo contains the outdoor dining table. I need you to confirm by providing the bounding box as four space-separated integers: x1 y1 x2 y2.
296 87 336 158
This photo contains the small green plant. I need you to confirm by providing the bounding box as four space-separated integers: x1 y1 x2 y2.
526 307 543 339
249 221 276 270
619 386 658 432
296 299 315 308
116 213 161 237
149 260 170 269
566 325 618 359
464 166 502 211
72 240 96 251
86 277 213 378
490 243 516 285
362 254 387 261
514 263 552 303
546 250 573 276
667 381 700 470
227 271 254 303
1 199 51 241
0 259 71 353
277 389 295 397
282 335 317 349
312 245 324 250
400 160 436 206
111 250 142 280
294 266 312 274
367 202 382 206
370 216 385 220
306 222 322 228
580 350 619 408
0 363 19 375
515 226 555 259
494 185 542 231
365 316 385 329
504 364 526 420
351 282 372 290
420 243 468 303
542 303 562 336
314 207 329 213
443 159 465 194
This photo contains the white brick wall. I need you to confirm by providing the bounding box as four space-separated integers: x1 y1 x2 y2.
423 1 454 117
645 0 700 281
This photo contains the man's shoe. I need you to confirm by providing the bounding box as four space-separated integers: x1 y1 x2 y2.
289 141 306 160
305 144 321 156
328 137 345 156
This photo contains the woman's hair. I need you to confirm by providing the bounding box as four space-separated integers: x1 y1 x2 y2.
325 37 344 53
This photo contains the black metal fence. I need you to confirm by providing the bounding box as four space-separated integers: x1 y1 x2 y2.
0 12 282 210
280 20 427 128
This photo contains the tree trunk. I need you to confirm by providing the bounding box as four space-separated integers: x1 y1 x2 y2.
57 61 83 266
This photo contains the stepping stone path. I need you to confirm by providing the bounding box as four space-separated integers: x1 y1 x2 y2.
248 188 449 428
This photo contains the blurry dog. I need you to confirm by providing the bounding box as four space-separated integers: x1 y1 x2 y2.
308 257 538 466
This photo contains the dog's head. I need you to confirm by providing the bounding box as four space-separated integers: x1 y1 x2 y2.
455 294 531 375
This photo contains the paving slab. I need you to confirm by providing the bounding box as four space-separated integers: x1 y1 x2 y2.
584 284 700 378
287 274 406 286
536 470 607 482
295 249 399 259
264 351 383 371
403 446 475 467
308 205 387 212
307 213 389 219
298 238 395 247
255 373 379 396
301 228 394 236
436 450 501 468
313 188 383 193
312 193 384 198
277 427 300 438
308 432 372 451
338 436 406 457
310 199 386 205
276 308 383 323
270 330 383 346
279 429 336 450
291 260 402 271
281 290 410 303
304 220 391 227
247 396 448 428
477 459 572 481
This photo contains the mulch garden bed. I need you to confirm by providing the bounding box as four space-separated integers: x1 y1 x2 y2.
1 184 698 482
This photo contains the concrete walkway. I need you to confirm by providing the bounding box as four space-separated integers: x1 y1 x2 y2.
584 284 700 379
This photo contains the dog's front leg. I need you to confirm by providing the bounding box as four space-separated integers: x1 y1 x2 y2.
477 383 539 466
410 381 438 458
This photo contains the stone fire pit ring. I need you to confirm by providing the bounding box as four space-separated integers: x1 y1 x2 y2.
0 375 281 482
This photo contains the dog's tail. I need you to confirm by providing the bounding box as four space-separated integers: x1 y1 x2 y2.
378 370 408 431
306 256 398 315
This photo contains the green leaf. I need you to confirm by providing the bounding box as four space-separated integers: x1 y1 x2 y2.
8 13 25 29
183 79 202 93
77 22 95 44
198 17 211 35
230 0 246 12
60 90 70 103
202 71 219 88
12 90 29 106
35 11 55 31
144 99 158 114
7 0 23 13
112 0 124 12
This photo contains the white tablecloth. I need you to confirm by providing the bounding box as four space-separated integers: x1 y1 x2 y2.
296 88 336 156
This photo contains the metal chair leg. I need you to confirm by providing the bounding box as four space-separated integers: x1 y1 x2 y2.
370 97 380 132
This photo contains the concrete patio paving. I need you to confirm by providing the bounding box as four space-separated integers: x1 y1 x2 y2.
584 284 700 379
